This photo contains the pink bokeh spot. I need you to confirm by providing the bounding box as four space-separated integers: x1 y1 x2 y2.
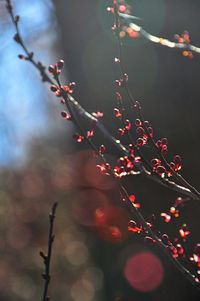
124 251 164 292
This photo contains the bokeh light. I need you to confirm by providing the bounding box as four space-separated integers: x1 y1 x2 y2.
96 206 129 243
124 251 164 292
72 188 109 227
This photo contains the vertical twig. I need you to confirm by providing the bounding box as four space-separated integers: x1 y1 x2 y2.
40 202 58 301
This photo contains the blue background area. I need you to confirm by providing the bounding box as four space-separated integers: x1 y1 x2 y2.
0 0 57 166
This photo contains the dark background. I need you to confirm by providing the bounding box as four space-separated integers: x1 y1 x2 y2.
54 1 200 300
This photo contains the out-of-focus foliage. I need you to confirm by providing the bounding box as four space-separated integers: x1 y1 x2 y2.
0 142 104 301
0 1 101 300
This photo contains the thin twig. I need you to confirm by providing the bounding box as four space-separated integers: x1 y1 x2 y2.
119 12 200 54
40 202 58 301
113 2 200 199
113 0 200 288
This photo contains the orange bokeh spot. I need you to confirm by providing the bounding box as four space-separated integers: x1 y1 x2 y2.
73 150 115 191
72 189 109 227
124 251 164 292
95 206 129 243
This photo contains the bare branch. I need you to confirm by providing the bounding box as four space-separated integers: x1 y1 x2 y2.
40 202 58 301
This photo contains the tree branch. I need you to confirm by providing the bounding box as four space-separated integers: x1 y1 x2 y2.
119 12 200 54
5 0 200 289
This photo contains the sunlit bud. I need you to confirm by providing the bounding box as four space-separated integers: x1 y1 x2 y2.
115 92 122 101
125 119 131 131
60 98 65 104
134 101 141 110
118 128 125 135
137 138 144 147
147 127 153 137
162 234 169 245
114 57 120 63
173 155 181 164
48 65 55 74
187 51 194 59
91 111 104 119
176 244 184 255
107 7 114 14
135 118 142 127
105 163 111 171
130 195 140 208
61 111 72 120
156 140 162 147
73 134 84 143
144 120 149 127
175 197 184 207
114 108 122 118
136 127 145 137
128 144 134 156
128 220 142 233
170 162 175 170
55 89 61 97
63 85 69 92
99 144 106 154
179 224 190 238
161 138 168 145
170 206 175 214
151 158 161 166
115 79 122 87
156 165 166 175
69 82 76 89
50 85 58 92
169 246 178 258
96 164 106 173
144 236 156 244
86 130 94 138
161 213 171 223
123 73 128 82
57 59 64 69
129 195 135 202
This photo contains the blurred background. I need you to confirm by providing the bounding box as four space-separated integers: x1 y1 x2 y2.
0 0 200 300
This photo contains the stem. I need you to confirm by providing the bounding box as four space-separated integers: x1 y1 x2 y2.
40 202 58 301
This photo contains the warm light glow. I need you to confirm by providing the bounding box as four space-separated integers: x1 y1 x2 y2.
124 251 164 292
